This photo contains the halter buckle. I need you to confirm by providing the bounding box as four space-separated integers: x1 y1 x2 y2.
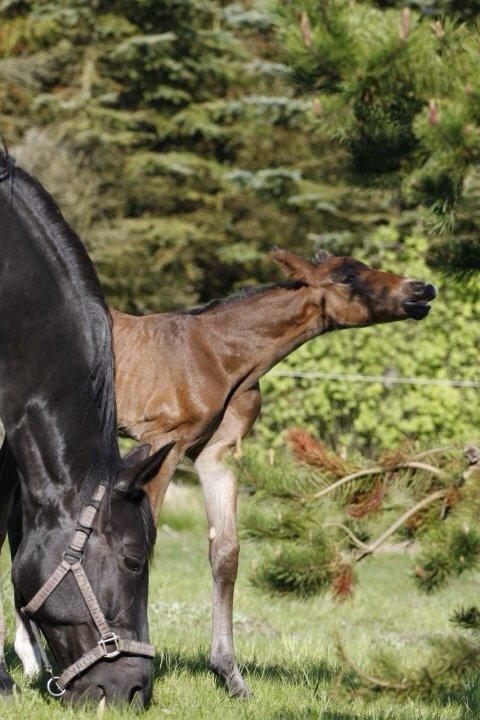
98 633 120 659
47 676 65 697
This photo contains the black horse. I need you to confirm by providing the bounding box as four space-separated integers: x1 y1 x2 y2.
0 153 169 707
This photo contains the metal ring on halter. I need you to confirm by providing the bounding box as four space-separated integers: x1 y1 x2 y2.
47 676 65 697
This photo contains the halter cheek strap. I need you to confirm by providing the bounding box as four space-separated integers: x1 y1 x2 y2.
21 484 154 697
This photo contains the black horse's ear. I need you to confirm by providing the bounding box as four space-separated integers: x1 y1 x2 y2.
314 248 333 265
271 248 316 283
116 443 174 497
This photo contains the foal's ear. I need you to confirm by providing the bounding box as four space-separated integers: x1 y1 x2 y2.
116 443 174 498
271 248 316 283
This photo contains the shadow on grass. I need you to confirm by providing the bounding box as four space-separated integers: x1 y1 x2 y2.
5 640 51 698
153 649 480 719
153 648 336 686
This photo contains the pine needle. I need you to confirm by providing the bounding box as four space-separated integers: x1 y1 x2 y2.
286 428 348 477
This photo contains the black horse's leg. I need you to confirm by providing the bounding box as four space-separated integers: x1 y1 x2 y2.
0 439 19 695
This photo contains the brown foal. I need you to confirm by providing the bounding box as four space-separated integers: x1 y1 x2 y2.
15 249 436 697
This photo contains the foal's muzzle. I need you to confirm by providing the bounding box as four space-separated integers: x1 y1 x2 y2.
402 281 437 320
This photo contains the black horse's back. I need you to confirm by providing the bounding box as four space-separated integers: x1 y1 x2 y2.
0 152 118 499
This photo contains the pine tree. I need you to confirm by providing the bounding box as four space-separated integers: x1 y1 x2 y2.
0 0 429 312
275 0 480 272
238 430 480 599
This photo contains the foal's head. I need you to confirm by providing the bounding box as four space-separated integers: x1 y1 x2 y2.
272 248 436 328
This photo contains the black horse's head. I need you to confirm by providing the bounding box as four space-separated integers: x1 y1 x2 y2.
11 444 168 708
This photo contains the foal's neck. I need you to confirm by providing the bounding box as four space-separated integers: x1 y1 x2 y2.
201 285 329 385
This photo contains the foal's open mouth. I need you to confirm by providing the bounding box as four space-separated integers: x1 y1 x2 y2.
402 300 432 320
402 285 437 320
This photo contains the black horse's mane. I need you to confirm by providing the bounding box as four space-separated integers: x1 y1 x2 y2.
0 152 118 503
184 279 307 316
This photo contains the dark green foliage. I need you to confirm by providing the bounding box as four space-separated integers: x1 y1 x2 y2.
375 0 480 20
252 540 334 597
428 237 480 280
342 611 480 702
1 0 478 451
2 0 453 316
239 438 480 600
4 0 402 313
276 0 480 269
415 525 480 592
451 605 480 631
414 465 480 591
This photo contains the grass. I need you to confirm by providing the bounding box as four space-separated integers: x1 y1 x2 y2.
0 483 479 719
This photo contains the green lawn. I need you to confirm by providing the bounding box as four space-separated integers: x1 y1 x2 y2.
0 484 478 719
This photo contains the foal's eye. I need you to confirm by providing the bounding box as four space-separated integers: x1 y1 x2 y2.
123 556 143 573
340 274 355 285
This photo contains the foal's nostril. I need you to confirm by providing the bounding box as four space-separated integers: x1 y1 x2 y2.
408 281 437 299
408 280 427 293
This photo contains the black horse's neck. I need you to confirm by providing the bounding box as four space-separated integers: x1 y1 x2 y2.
0 157 119 512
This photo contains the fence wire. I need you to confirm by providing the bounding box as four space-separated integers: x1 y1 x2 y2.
268 370 480 388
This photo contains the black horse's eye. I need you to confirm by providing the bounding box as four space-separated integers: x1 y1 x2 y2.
341 274 355 284
123 556 143 573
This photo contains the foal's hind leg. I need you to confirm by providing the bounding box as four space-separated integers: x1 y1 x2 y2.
0 441 19 694
0 589 13 695
193 388 261 699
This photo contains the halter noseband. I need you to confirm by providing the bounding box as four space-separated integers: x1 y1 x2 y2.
21 484 155 697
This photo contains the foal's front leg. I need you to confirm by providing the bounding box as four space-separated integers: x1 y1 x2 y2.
195 445 252 699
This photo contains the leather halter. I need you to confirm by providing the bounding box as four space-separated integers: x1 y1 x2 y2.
21 484 155 697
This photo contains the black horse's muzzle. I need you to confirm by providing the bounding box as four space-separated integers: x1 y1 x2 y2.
64 654 152 708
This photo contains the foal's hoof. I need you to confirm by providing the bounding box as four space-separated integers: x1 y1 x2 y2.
0 665 16 699
227 675 253 700
209 660 252 699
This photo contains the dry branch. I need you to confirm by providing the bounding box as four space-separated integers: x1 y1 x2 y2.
336 636 408 691
323 523 370 551
413 445 455 461
311 461 444 500
327 489 448 562
355 489 447 561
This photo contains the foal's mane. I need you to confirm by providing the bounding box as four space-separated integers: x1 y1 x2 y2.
184 279 307 316
0 152 118 502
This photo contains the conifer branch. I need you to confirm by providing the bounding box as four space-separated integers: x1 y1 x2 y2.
323 523 370 551
412 445 454 461
336 636 409 691
311 462 444 500
355 490 447 562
